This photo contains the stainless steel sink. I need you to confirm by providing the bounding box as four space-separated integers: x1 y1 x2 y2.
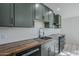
40 36 52 40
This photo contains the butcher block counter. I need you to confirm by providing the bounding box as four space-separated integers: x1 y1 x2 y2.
0 34 64 56
0 39 51 56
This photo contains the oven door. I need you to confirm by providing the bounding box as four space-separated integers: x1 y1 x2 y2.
16 45 41 56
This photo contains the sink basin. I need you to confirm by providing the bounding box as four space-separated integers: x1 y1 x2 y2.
40 36 52 40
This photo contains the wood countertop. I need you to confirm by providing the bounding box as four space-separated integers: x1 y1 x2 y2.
0 39 51 56
0 34 64 56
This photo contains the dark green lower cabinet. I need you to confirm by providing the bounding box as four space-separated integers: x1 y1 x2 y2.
58 35 65 53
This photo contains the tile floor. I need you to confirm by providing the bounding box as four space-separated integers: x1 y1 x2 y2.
58 43 79 56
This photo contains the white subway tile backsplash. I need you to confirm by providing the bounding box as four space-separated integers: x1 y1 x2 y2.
0 27 61 44
44 28 61 36
0 27 38 44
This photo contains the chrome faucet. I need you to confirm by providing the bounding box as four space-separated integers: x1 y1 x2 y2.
38 28 44 38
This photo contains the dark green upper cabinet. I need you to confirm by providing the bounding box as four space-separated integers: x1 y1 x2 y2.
0 3 14 27
54 14 61 28
42 5 49 22
34 4 43 21
48 10 54 28
14 3 34 27
0 3 34 27
0 3 57 28
42 4 54 28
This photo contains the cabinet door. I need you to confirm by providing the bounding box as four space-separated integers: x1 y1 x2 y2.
55 15 59 25
49 10 54 28
44 7 49 22
41 41 52 56
41 43 49 56
49 40 55 56
42 5 46 21
15 3 33 27
54 14 61 28
42 5 50 28
48 40 59 56
54 40 59 54
34 4 43 21
0 3 13 26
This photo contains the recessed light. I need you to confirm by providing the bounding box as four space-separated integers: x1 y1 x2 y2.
57 8 60 11
48 11 52 14
35 4 39 8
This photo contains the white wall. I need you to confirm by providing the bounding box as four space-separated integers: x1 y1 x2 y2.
45 3 79 45
61 4 79 45
62 16 79 45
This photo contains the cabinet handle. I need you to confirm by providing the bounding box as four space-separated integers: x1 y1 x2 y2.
48 48 50 56
10 17 14 26
48 47 51 56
